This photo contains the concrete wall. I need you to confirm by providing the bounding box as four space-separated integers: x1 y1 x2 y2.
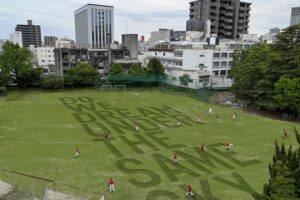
122 34 138 59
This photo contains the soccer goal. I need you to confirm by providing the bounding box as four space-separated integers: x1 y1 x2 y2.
114 85 127 92
101 85 113 92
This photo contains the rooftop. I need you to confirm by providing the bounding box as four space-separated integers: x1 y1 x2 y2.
75 3 113 13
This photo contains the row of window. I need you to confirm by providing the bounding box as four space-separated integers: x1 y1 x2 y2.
213 61 233 68
213 70 230 76
213 52 234 58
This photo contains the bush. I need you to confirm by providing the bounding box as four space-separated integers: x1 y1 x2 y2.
41 75 64 90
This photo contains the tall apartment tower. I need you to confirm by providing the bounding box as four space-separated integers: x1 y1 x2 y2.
75 4 114 48
187 0 251 39
290 7 300 26
15 20 42 48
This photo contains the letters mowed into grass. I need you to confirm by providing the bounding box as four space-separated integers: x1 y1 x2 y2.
0 89 299 200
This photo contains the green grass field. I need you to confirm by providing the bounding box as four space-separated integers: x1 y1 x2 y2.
0 89 299 200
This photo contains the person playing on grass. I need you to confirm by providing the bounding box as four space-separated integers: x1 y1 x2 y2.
232 113 236 121
74 147 80 158
186 185 194 197
177 119 181 127
215 113 220 122
198 115 203 124
173 152 178 164
104 131 110 140
135 123 139 132
107 177 115 193
209 108 213 116
224 143 234 151
283 128 289 138
200 144 205 152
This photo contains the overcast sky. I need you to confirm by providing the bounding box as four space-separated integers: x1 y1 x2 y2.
0 0 299 42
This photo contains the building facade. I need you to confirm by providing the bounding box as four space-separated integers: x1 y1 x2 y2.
290 7 300 26
44 36 58 47
122 34 138 59
188 0 251 39
149 29 174 44
15 20 42 48
9 31 23 47
146 39 254 89
75 4 114 48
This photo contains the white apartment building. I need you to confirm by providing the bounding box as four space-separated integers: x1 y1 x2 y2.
149 29 173 45
31 47 55 70
9 31 23 47
146 39 254 89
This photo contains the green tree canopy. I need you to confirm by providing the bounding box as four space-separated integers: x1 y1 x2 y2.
179 74 190 87
230 25 300 113
146 58 165 75
110 64 123 76
0 41 40 87
128 64 144 76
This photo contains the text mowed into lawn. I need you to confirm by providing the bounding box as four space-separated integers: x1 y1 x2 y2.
60 96 261 199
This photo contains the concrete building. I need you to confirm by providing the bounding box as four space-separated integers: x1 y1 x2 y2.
260 28 280 44
75 4 114 48
240 34 258 42
44 36 58 47
9 31 23 47
290 7 300 26
16 20 41 48
149 29 174 44
173 31 186 41
36 47 55 69
0 39 6 52
188 0 251 39
122 34 138 59
146 39 254 89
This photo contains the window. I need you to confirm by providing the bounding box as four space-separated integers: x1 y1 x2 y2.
42 60 45 62
163 53 166 56
221 61 227 67
229 53 234 57
229 44 236 49
213 62 219 67
174 51 183 57
221 53 228 58
244 44 251 48
155 52 157 56
228 61 233 67
213 53 220 58
213 71 219 76
220 70 227 76
172 77 177 81
199 54 205 57
189 79 193 83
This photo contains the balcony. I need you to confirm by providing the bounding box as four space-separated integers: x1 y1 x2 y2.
239 13 245 17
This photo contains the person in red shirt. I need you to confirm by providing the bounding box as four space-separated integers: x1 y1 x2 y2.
107 177 115 193
283 128 289 138
173 152 178 164
200 144 205 152
186 184 194 197
74 147 80 158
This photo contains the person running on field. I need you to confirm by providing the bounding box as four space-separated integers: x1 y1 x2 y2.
200 144 205 152
177 119 181 127
104 131 110 140
232 113 236 121
198 115 203 123
74 147 80 158
186 185 194 197
209 108 213 116
107 177 115 193
283 128 289 138
135 123 139 132
173 152 178 164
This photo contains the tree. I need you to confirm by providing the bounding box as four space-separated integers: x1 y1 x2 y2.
64 62 97 87
274 76 300 114
179 74 190 87
110 64 123 76
41 75 64 90
230 43 271 100
146 58 164 75
0 41 39 87
128 64 144 76
255 128 300 199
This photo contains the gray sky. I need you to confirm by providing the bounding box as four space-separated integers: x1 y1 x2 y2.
0 0 299 42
